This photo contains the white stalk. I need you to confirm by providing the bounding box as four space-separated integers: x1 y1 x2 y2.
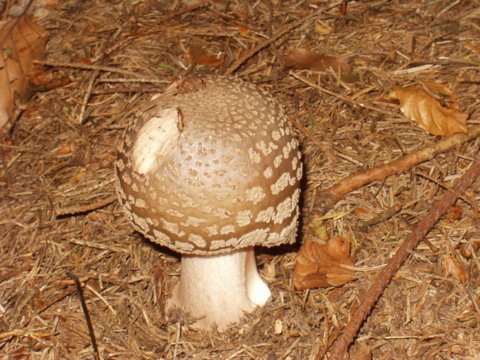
167 247 271 330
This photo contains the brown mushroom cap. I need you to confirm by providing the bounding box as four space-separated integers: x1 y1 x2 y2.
116 76 302 255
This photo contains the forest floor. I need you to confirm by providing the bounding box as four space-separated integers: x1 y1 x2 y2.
1 0 479 359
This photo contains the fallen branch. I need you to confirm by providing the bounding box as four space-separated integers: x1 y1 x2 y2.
315 124 480 214
325 158 480 359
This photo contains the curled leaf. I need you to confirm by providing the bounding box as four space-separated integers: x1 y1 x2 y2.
293 235 356 290
394 83 468 136
0 16 48 136
284 48 351 73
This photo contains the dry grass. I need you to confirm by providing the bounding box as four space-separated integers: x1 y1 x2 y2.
1 0 479 359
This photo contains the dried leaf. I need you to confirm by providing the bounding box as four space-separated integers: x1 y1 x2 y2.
0 16 48 136
293 235 356 290
459 240 480 259
284 48 351 73
237 25 253 37
441 255 467 284
394 84 468 136
421 81 461 109
5 0 59 19
447 205 463 221
187 45 223 68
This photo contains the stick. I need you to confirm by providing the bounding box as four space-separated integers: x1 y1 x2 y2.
315 124 480 214
66 272 100 360
36 60 143 78
78 69 99 124
55 194 117 217
325 158 480 359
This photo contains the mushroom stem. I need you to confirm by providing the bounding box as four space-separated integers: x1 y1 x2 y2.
245 248 272 306
168 247 271 330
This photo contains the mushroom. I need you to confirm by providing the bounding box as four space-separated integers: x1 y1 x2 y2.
115 76 302 330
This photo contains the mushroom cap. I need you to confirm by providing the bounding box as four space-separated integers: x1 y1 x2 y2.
116 76 302 255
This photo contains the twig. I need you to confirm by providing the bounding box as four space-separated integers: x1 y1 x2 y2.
36 61 169 86
0 329 56 342
357 203 402 231
294 114 369 166
414 170 478 213
86 284 117 316
35 60 143 78
325 158 480 359
78 69 99 124
55 194 117 217
293 119 337 162
290 72 399 118
30 287 77 319
66 272 100 360
223 11 321 76
67 238 130 254
97 77 169 84
315 124 480 214
173 321 182 360
18 283 81 328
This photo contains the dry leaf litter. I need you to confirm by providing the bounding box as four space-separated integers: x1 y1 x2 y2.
0 1 479 359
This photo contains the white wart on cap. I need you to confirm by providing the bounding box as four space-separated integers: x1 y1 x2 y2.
115 76 302 330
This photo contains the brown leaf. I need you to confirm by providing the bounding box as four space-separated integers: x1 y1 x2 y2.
0 16 48 136
237 25 253 37
441 255 467 283
447 205 463 221
187 45 223 68
394 84 468 136
459 240 480 259
284 48 351 73
293 235 356 290
421 81 461 109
